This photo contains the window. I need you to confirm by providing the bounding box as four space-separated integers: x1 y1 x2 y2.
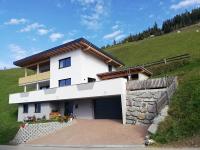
88 77 96 83
59 57 71 69
35 103 41 113
108 65 112 72
59 78 71 87
23 104 28 113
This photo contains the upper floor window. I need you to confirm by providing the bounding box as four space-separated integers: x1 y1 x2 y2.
23 104 28 113
108 65 112 72
59 78 71 87
35 103 41 113
59 57 71 69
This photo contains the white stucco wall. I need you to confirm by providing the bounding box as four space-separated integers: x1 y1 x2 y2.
138 73 149 80
50 49 116 88
18 103 51 122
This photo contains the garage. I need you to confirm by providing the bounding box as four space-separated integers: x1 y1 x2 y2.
94 96 122 119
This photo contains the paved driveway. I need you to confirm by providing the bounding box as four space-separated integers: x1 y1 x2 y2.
28 119 148 145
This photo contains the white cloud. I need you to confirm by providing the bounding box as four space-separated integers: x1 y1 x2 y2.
112 25 119 30
37 28 49 35
49 32 64 42
20 23 44 32
9 44 27 60
103 30 123 40
71 0 107 30
115 34 126 41
62 39 74 44
0 61 14 69
149 14 154 18
170 0 200 10
4 18 27 25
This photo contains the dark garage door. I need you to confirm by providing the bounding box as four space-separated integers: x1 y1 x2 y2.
94 96 122 119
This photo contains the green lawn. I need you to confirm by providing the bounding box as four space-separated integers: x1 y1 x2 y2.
0 68 23 144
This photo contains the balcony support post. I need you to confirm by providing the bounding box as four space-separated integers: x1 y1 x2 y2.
36 83 39 90
37 64 39 74
24 85 27 92
25 67 27 77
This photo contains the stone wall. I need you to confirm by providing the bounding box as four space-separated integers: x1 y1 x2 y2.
126 77 178 126
126 89 168 126
10 121 72 145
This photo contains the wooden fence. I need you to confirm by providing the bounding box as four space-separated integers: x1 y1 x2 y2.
142 53 190 68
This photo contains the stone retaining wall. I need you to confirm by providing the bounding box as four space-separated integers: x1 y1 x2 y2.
126 89 167 126
10 121 72 145
126 77 177 126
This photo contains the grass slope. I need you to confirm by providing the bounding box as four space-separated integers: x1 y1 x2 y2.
106 24 200 145
153 59 200 144
106 24 200 66
0 69 23 144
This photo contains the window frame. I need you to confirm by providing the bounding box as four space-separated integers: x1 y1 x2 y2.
59 78 71 87
59 57 71 69
35 103 41 113
23 104 28 113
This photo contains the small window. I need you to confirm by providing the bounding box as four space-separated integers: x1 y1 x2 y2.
108 65 112 72
59 57 71 69
23 104 28 113
59 78 71 87
35 103 41 113
88 77 96 83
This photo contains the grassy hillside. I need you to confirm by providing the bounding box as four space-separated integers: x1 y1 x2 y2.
106 24 200 145
0 69 23 144
106 24 200 66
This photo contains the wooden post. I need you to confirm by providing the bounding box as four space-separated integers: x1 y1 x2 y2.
164 58 167 64
25 67 27 77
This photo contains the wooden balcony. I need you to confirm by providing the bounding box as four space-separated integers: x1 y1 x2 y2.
19 71 50 86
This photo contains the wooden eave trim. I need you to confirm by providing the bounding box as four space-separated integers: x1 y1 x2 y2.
79 41 122 67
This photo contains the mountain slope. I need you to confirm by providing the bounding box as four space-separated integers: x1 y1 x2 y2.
106 24 200 66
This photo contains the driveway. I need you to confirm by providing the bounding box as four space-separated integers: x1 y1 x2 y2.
28 119 148 145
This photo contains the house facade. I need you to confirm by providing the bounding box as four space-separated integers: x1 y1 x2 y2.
9 38 151 124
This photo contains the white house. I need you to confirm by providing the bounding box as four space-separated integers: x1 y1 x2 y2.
9 38 152 124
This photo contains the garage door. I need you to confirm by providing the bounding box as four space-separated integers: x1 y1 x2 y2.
94 96 122 119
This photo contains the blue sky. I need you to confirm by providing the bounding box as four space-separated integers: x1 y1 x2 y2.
0 0 199 68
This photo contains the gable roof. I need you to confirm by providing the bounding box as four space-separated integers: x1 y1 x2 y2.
14 38 124 67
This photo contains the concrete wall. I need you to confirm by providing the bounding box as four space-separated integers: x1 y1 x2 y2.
18 102 52 122
10 78 127 104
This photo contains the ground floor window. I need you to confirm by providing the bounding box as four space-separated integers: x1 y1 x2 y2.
35 103 41 113
23 104 28 113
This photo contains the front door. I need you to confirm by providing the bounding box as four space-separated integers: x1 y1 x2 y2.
64 101 73 116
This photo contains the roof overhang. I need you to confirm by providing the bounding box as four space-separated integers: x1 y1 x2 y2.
97 66 152 80
14 38 124 68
